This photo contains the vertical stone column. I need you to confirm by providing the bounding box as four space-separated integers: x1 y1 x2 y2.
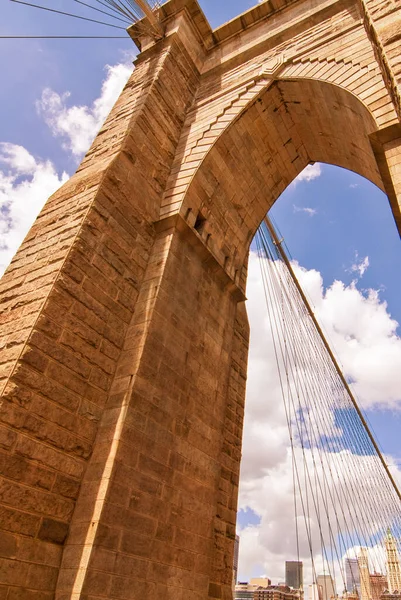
0 15 203 599
370 124 401 233
383 134 401 228
208 302 249 600
55 216 247 599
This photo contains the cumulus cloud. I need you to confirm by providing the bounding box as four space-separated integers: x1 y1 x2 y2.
0 60 134 274
348 254 370 278
238 252 401 584
291 261 400 408
0 143 68 274
37 61 132 157
294 163 322 183
293 205 317 216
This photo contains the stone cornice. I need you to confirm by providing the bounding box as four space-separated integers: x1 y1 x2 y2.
128 0 349 54
355 0 401 122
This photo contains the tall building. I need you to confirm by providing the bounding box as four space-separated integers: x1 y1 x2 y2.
385 529 401 593
370 573 388 600
286 562 304 590
358 547 372 600
308 583 322 600
233 536 240 588
317 574 336 600
346 558 361 596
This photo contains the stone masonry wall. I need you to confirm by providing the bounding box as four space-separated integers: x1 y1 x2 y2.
0 27 201 599
0 0 400 598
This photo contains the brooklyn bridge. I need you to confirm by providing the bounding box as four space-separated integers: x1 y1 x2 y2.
0 0 401 598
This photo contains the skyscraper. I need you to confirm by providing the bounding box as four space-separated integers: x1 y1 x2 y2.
346 558 361 596
385 529 401 593
286 562 304 590
358 547 372 600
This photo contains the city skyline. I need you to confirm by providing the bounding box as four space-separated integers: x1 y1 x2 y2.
236 529 401 600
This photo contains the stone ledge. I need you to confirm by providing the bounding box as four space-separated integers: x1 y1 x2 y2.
370 123 401 145
128 0 348 54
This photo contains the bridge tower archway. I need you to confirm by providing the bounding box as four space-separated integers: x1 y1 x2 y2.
0 1 400 599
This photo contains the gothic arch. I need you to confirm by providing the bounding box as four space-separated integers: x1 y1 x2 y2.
178 77 386 287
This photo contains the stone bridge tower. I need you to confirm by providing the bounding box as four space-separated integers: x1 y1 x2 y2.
0 0 400 598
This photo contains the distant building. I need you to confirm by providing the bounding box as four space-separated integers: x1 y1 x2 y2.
235 579 271 600
370 573 388 600
286 562 304 590
342 592 359 600
381 590 401 600
253 584 303 600
308 583 322 600
233 536 240 588
385 529 401 593
317 575 336 600
235 582 255 600
345 558 361 596
251 579 272 589
358 548 372 600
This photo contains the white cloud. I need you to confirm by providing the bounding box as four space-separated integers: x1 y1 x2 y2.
294 163 322 183
0 60 133 274
0 143 37 175
238 252 401 584
292 260 400 408
37 61 132 157
293 205 317 216
348 254 370 278
0 143 68 274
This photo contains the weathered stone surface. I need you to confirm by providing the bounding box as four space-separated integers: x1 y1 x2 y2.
0 0 400 598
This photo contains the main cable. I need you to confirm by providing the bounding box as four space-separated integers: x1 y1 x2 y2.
9 0 127 29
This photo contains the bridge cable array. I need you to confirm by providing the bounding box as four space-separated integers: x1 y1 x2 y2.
4 0 162 39
254 216 401 594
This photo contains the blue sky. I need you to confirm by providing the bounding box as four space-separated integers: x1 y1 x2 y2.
2 0 401 587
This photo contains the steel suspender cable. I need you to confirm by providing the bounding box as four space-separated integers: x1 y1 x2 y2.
254 214 401 590
6 0 164 40
262 214 401 508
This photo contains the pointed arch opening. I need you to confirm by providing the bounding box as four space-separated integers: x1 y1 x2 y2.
181 78 399 289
